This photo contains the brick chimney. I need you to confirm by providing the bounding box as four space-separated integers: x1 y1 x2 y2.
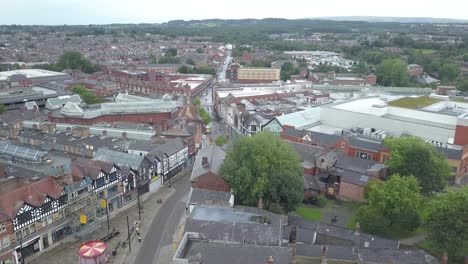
202 156 209 168
321 246 328 264
258 196 264 209
441 252 448 264
454 113 468 146
266 256 274 264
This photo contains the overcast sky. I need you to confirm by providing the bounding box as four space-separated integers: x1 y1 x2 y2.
0 0 467 25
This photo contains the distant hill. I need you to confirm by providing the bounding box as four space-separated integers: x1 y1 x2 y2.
312 16 468 24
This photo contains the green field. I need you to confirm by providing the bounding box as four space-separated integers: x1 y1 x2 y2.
415 49 436 55
388 96 441 109
295 206 323 221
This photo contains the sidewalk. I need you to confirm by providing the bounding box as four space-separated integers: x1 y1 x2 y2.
28 174 184 264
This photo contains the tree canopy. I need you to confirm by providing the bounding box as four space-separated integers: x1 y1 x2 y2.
356 175 422 234
71 86 103 104
54 51 100 74
0 105 5 114
220 132 303 212
425 188 468 261
376 58 409 87
280 62 300 81
457 79 468 92
385 137 450 194
198 108 212 125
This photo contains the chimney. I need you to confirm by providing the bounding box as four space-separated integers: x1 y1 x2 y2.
202 157 209 167
321 246 328 264
266 256 274 264
258 196 264 209
464 256 468 264
441 252 448 264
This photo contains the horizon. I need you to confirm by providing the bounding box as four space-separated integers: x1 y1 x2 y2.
0 16 467 27
1 0 467 25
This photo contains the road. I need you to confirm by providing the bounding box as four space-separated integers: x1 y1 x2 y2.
217 50 231 83
134 173 191 264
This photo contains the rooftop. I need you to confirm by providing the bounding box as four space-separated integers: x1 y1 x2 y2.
0 69 68 81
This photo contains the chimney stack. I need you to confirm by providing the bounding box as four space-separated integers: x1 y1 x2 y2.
321 246 328 264
266 256 274 264
258 196 264 209
441 252 448 264
202 157 209 167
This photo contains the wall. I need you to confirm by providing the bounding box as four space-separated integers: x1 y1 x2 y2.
339 182 365 201
192 173 230 192
49 112 172 127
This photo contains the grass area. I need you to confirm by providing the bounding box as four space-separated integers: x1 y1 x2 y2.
388 96 441 109
346 213 357 230
415 49 436 55
296 206 323 221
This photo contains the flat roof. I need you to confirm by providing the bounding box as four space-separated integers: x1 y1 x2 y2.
192 205 260 224
217 87 291 98
0 69 68 81
332 97 388 115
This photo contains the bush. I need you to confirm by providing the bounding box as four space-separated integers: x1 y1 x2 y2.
315 196 328 208
215 135 227 146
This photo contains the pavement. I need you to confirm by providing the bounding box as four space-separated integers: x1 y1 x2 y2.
28 168 192 264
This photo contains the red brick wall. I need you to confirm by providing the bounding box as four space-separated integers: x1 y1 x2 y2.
339 182 365 201
0 251 13 262
454 125 468 146
192 173 230 192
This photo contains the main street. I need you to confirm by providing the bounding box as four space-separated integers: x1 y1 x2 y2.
133 173 191 264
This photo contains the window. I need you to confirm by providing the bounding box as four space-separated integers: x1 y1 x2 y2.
340 142 346 149
47 216 53 225
355 151 372 160
29 224 36 234
2 236 10 248
0 224 5 233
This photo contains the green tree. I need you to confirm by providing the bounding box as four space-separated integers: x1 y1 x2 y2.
55 51 99 74
220 132 303 212
198 108 212 125
215 135 227 146
192 98 201 107
439 63 460 83
425 188 468 261
71 86 103 104
376 59 409 87
0 104 5 114
356 175 422 234
168 48 178 57
463 54 468 62
186 58 195 65
280 62 300 81
385 137 450 194
457 79 468 92
196 47 203 54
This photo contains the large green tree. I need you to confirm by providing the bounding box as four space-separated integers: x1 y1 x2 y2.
280 62 300 81
376 58 409 87
71 86 103 104
385 137 450 194
55 51 99 74
439 63 460 83
425 188 468 261
220 132 303 212
457 79 468 92
356 175 422 234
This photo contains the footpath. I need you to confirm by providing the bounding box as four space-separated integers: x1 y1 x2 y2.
28 169 190 264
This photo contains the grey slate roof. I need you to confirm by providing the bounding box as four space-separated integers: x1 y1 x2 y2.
94 148 146 170
287 214 399 249
436 145 463 160
182 239 292 264
147 137 186 161
296 244 438 264
304 174 326 191
190 145 226 181
185 219 281 245
189 188 231 206
288 141 324 163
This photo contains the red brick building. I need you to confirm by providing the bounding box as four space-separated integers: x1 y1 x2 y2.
190 146 230 193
